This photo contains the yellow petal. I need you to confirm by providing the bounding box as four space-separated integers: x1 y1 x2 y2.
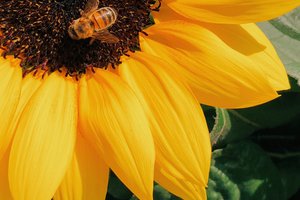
205 23 289 91
53 154 83 200
0 148 13 200
156 166 206 200
9 72 77 200
151 2 186 23
0 57 22 160
165 0 300 24
118 53 211 188
76 134 109 200
141 21 279 108
1 74 42 164
79 70 155 200
54 133 109 200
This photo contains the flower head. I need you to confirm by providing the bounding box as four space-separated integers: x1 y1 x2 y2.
0 0 299 200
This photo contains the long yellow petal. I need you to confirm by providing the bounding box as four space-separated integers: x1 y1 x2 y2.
165 0 300 24
242 23 290 91
0 148 13 200
141 21 279 108
153 4 291 90
79 71 155 200
76 134 109 200
9 72 77 200
118 53 211 189
155 166 206 200
54 133 109 200
53 154 83 200
1 74 42 164
0 57 21 160
205 23 289 91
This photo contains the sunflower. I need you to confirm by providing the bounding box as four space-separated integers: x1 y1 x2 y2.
0 0 298 199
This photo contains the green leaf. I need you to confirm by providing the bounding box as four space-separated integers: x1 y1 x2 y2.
210 108 231 146
250 111 300 159
258 7 300 86
207 165 240 200
269 8 300 40
202 104 216 132
289 76 300 92
210 93 300 147
153 185 172 200
228 93 300 128
277 157 300 199
208 141 285 200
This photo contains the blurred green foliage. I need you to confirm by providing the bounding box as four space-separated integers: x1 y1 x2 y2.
259 8 300 86
208 141 284 200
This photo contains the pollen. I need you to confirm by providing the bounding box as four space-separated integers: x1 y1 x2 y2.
0 0 154 77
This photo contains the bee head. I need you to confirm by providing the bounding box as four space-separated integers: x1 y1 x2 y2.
68 18 94 40
68 21 80 40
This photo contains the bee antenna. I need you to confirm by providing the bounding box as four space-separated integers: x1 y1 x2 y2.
150 0 161 11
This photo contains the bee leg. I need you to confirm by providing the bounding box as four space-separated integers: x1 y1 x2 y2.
89 38 96 45
150 0 161 11
79 8 85 16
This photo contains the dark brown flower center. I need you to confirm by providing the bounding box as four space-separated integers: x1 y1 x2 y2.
0 0 155 78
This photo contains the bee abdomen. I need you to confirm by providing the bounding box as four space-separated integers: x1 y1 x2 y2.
92 7 117 30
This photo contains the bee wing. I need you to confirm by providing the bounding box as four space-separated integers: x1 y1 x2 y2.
92 30 119 43
82 0 99 16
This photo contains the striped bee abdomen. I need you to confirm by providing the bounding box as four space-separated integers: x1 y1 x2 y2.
91 7 117 31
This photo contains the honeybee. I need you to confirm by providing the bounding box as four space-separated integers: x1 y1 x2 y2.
68 0 119 44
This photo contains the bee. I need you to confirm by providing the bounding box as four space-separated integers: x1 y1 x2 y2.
68 0 119 44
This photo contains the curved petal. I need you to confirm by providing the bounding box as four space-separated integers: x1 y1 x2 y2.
151 2 186 23
164 0 300 24
0 148 13 200
141 21 279 108
76 134 109 200
1 74 42 163
118 53 210 188
54 134 109 200
0 57 22 160
9 73 78 200
155 166 206 200
78 70 155 200
53 154 83 200
205 23 289 91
